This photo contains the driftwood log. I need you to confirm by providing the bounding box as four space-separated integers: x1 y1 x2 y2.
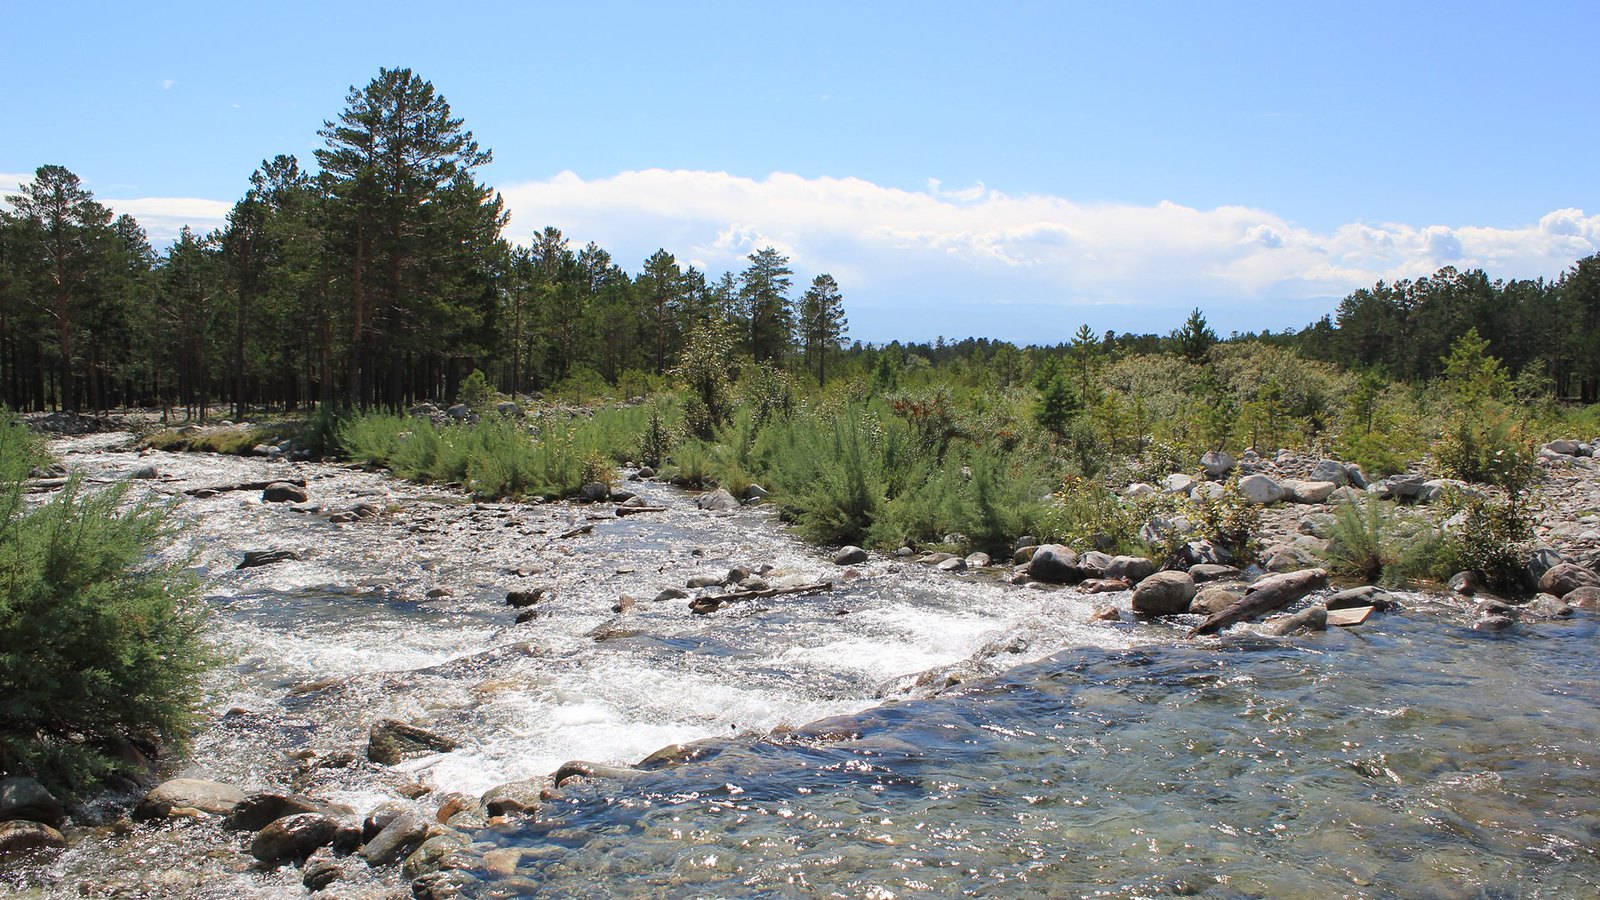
690 581 834 615
1188 568 1328 637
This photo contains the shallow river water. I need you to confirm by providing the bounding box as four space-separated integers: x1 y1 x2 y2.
10 434 1600 898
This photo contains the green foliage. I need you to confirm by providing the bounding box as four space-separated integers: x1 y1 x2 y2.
1430 489 1535 591
458 369 497 411
673 319 737 439
1034 367 1082 438
0 434 211 792
1441 327 1512 407
337 410 642 500
1433 408 1536 490
147 424 277 456
1321 499 1437 586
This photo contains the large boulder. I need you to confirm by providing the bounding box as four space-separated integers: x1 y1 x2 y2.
1309 459 1349 486
1105 555 1156 583
1237 474 1286 505
250 812 341 864
481 776 551 818
227 792 332 832
0 820 66 860
1027 544 1083 584
833 546 868 566
368 720 458 766
1161 473 1195 495
1130 571 1197 616
1190 586 1242 616
0 777 65 828
133 778 246 820
262 482 308 503
1326 585 1395 611
1200 450 1236 479
1287 480 1338 504
1538 563 1600 598
696 488 740 511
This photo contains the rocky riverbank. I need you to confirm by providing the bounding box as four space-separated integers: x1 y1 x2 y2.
3 427 1599 897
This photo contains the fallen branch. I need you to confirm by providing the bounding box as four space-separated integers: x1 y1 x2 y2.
1189 568 1328 637
690 581 833 615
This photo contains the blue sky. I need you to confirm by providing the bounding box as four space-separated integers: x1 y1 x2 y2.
5 1 1597 344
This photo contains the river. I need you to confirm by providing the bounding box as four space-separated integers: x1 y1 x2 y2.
8 433 1598 898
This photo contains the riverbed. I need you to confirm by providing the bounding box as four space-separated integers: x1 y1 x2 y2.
8 434 1599 898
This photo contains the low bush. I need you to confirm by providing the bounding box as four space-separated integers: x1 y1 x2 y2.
1430 489 1535 591
0 419 211 793
1321 498 1438 585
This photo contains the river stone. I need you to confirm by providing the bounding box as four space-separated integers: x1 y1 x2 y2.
362 810 434 867
1288 480 1338 504
1237 473 1286 505
1027 544 1083 584
262 482 308 503
1105 556 1156 583
965 552 992 568
744 484 770 501
1124 482 1156 498
1562 585 1600 609
1309 459 1349 485
1539 562 1600 597
652 587 689 603
133 778 246 820
1072 551 1110 579
237 549 301 569
226 792 326 831
1201 450 1235 479
412 870 482 900
696 488 740 511
250 812 340 863
0 820 66 860
1544 439 1582 456
834 546 868 565
481 776 551 818
578 481 610 502
1131 571 1197 616
1326 585 1395 611
403 830 474 880
129 464 159 480
1474 614 1516 631
1012 545 1039 565
0 777 65 828
686 573 725 588
1269 605 1328 635
552 760 641 787
505 588 546 607
936 557 967 573
1344 464 1370 489
361 802 410 843
1524 594 1575 618
302 847 345 891
368 720 458 766
1187 563 1240 583
1191 586 1242 616
1162 473 1195 494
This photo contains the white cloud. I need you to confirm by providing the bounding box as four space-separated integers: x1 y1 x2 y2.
161 79 176 90
103 196 231 241
499 169 1599 340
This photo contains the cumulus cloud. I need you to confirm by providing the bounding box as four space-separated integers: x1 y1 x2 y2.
103 196 231 242
500 169 1599 340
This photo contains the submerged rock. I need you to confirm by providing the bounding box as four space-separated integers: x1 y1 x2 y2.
361 810 433 867
237 549 302 569
249 812 340 864
133 778 246 820
0 820 66 860
368 720 458 766
262 482 308 503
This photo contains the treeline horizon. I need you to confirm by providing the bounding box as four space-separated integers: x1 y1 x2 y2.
3 67 1599 418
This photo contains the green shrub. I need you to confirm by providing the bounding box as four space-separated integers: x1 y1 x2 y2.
1321 499 1437 586
1430 489 1535 591
1433 409 1536 491
0 468 211 794
458 369 498 411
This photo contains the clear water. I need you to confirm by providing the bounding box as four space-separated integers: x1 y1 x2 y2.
8 434 1599 898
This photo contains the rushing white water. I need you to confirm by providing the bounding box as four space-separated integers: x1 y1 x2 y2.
13 432 1153 896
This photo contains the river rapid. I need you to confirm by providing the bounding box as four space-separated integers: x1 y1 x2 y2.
9 433 1599 898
